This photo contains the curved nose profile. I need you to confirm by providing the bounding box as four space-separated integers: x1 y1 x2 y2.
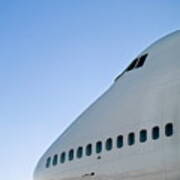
33 157 44 180
33 162 39 180
33 30 180 180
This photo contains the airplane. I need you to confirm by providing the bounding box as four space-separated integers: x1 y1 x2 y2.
34 30 180 180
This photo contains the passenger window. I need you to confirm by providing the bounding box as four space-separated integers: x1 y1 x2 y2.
60 152 66 164
152 126 160 140
96 141 102 153
106 138 113 151
68 149 74 161
126 58 138 72
165 123 173 137
140 129 147 143
136 54 148 68
77 147 83 159
128 132 135 146
46 157 51 168
86 144 92 156
117 135 123 148
52 154 58 166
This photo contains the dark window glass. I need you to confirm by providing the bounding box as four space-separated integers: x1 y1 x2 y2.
140 130 147 143
86 144 92 156
128 133 135 146
106 138 113 151
77 147 83 159
96 141 102 153
117 135 123 148
60 152 66 164
126 58 138 71
165 123 173 137
46 157 51 168
136 54 148 68
152 126 160 140
68 149 74 161
52 154 58 166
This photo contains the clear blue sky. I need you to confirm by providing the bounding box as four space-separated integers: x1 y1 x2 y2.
0 1 180 180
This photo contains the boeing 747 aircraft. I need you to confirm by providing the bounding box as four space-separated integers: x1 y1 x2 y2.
34 31 180 180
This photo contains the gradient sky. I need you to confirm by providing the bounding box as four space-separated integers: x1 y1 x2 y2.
1 1 180 180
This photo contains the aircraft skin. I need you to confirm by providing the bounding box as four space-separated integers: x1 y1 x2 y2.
34 31 180 180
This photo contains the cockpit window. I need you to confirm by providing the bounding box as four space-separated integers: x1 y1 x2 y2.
126 58 138 72
136 54 148 68
127 54 148 72
114 54 148 82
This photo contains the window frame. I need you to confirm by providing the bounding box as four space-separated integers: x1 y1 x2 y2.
117 135 123 148
126 58 139 72
135 54 148 68
152 126 160 140
86 144 92 156
52 154 58 166
105 138 113 151
46 157 51 168
77 147 83 159
96 141 102 154
68 149 74 161
165 123 173 137
139 129 147 143
128 132 135 146
60 152 66 164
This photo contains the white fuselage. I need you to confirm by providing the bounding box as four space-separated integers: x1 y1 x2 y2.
34 31 180 180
